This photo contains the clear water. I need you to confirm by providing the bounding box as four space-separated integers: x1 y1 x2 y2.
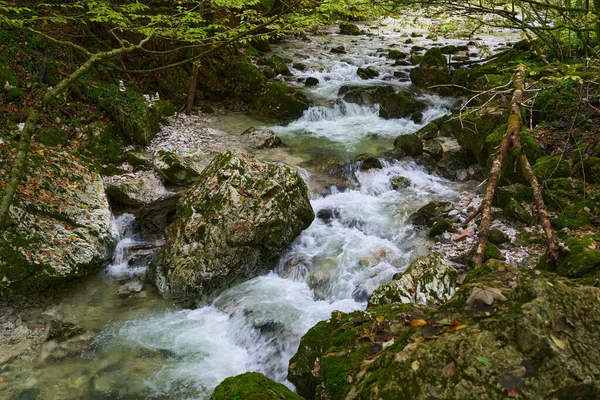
2 18 518 400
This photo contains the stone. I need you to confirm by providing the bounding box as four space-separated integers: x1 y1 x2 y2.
39 320 95 362
117 280 144 298
394 134 423 157
340 85 395 106
409 67 450 91
152 149 209 186
356 154 383 170
457 242 505 267
0 147 117 296
357 67 379 80
210 372 303 400
152 151 314 305
298 157 355 194
134 193 181 234
421 48 447 68
489 227 510 245
305 77 319 86
330 45 347 54
428 219 454 237
452 227 473 242
266 56 291 76
539 233 600 278
251 83 309 122
379 92 426 119
409 201 453 227
125 151 152 168
416 122 439 140
533 155 572 181
388 50 408 60
316 208 340 222
240 127 284 149
5 87 24 102
368 253 458 307
504 199 533 224
494 183 534 208
339 22 361 35
106 172 171 208
391 176 411 190
422 139 444 161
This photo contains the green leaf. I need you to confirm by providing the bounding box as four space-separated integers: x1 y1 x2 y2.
589 363 599 375
475 356 492 367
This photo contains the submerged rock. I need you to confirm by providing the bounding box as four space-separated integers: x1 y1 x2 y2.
368 253 458 307
211 372 303 400
152 151 314 305
0 147 117 296
290 265 600 400
355 154 383 170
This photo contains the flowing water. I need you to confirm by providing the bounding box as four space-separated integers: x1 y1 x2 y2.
3 19 518 400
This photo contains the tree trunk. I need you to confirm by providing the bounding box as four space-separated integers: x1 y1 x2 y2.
186 62 200 116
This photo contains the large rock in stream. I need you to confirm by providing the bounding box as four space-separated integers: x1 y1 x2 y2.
289 264 600 400
0 146 117 296
152 151 314 305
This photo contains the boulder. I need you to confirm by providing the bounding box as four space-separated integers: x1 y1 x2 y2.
0 147 117 296
435 146 470 181
489 227 510 245
298 157 355 194
241 127 285 149
340 85 395 106
305 77 319 87
391 176 411 190
152 149 209 186
539 233 600 278
266 56 291 76
251 83 309 122
533 155 572 181
368 253 458 307
339 22 361 35
152 151 314 305
409 201 453 227
105 172 171 208
578 157 600 183
125 151 152 168
388 50 408 60
357 67 379 80
504 199 533 224
291 266 600 400
211 372 303 400
428 219 454 236
134 193 181 234
379 92 426 119
355 154 382 170
330 45 346 54
394 134 423 157
423 139 444 161
416 122 439 140
422 48 447 67
410 67 450 91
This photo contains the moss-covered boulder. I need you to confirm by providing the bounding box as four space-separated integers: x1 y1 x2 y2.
266 56 291 76
533 156 572 182
409 201 453 227
152 151 314 305
504 199 533 224
423 139 444 161
355 154 382 170
394 133 423 157
577 157 600 184
369 253 458 307
340 85 395 106
210 372 302 400
416 122 439 140
5 87 24 103
555 195 600 229
0 147 117 296
125 151 152 168
457 242 505 268
539 233 600 278
339 22 361 35
428 218 454 237
356 67 379 80
106 172 171 208
421 48 447 68
435 147 471 181
388 50 408 60
494 183 534 208
153 149 209 186
241 127 284 149
391 176 411 190
489 227 510 245
305 77 319 87
0 66 18 87
379 92 425 119
409 67 450 91
291 269 600 400
251 83 309 122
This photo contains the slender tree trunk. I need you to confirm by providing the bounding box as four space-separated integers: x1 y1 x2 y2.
595 0 600 42
186 62 200 116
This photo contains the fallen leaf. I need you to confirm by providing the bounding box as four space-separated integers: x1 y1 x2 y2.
589 363 599 375
446 321 468 332
336 312 342 321
584 206 591 213
411 360 420 371
441 361 455 377
312 364 320 374
508 389 517 397
550 334 566 350
289 362 296 369
376 315 385 323
475 355 492 367
410 319 427 327
467 286 507 306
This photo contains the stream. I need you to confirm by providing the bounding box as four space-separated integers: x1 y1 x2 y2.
3 19 517 400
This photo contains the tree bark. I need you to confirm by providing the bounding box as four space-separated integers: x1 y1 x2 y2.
186 62 200 116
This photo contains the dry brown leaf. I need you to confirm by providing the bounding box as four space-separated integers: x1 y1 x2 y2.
411 360 420 371
410 319 427 327
289 362 297 369
550 335 566 350
441 361 455 377
508 389 517 397
467 286 507 306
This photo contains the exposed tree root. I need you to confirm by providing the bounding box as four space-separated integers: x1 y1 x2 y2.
472 63 560 268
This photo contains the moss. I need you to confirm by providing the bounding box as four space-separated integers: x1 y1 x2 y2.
36 128 69 147
210 372 302 400
5 87 24 102
357 67 379 80
416 122 439 140
488 228 509 245
266 56 291 76
379 92 425 119
421 48 447 68
539 234 600 278
428 219 454 237
555 196 600 229
339 22 361 35
388 50 408 60
0 66 18 86
251 83 309 122
493 183 533 208
409 201 452 227
533 155 572 182
394 133 423 157
504 199 533 224
409 67 450 93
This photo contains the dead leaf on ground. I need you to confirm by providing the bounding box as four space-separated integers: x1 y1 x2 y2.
550 334 567 350
411 360 420 371
441 361 455 377
466 286 507 306
410 319 427 327
446 321 468 333
508 389 517 397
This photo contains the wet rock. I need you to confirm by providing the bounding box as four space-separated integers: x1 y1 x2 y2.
533 155 572 181
330 45 347 54
134 192 181 234
416 122 439 140
152 149 209 186
368 253 458 307
153 151 314 305
304 77 319 87
211 372 303 400
39 320 95 362
356 154 383 170
428 219 455 237
388 50 408 60
298 157 355 194
266 56 291 76
293 62 307 71
379 92 425 119
0 147 117 296
409 201 453 228
394 133 423 157
423 139 444 161
316 208 340 222
106 172 171 208
391 176 411 190
340 85 395 106
435 147 470 181
357 67 379 80
251 83 309 122
240 127 284 149
422 48 447 67
117 280 144 298
504 199 533 224
339 22 361 36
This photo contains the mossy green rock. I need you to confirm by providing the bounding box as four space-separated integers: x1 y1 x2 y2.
428 218 454 237
423 139 443 161
356 67 379 80
458 242 505 268
494 183 534 208
5 87 24 102
153 151 314 305
153 149 209 186
489 228 510 245
0 147 117 296
421 48 447 68
415 122 439 140
387 50 408 60
340 85 395 106
539 234 600 278
369 253 458 307
379 92 425 119
504 199 533 224
0 66 18 86
210 372 302 400
409 67 450 91
391 176 411 190
252 83 309 122
409 201 453 227
267 56 291 76
533 156 572 181
291 273 600 400
555 195 600 229
435 147 470 181
339 22 361 35
393 133 423 157
36 128 69 147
